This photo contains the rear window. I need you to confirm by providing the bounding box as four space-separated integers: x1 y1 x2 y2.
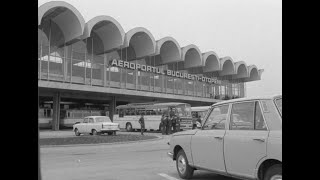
95 117 111 122
275 98 282 115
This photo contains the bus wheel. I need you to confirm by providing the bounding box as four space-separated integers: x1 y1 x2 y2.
126 123 133 132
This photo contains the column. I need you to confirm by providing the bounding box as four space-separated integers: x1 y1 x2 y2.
240 83 245 97
214 85 219 98
52 92 61 131
109 96 116 122
228 83 233 98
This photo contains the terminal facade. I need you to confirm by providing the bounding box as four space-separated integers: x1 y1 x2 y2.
38 1 263 130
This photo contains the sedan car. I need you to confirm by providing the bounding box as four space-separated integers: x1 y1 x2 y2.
73 116 120 136
168 95 282 180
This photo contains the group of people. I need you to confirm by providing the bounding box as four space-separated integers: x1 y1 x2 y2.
160 108 180 135
138 108 180 135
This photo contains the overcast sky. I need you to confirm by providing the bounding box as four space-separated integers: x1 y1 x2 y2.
38 0 282 97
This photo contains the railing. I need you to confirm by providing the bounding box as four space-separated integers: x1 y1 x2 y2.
38 57 244 99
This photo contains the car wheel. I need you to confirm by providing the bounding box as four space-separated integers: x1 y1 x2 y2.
92 129 98 136
74 128 80 136
176 149 194 179
264 164 282 180
126 123 133 132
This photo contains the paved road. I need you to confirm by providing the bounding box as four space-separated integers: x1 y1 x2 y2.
40 131 239 180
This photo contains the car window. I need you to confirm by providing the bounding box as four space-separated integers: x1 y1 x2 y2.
88 118 94 123
275 98 282 116
83 118 88 123
96 117 111 122
202 104 229 130
230 101 254 130
255 101 267 130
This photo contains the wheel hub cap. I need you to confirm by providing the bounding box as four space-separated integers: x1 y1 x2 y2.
177 156 186 174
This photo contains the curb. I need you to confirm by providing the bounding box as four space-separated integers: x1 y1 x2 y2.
40 135 164 148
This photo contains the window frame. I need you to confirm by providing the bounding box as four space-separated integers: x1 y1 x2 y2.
229 101 255 131
254 101 269 131
201 103 230 130
274 97 282 117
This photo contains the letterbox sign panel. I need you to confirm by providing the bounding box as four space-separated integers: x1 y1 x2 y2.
110 59 221 84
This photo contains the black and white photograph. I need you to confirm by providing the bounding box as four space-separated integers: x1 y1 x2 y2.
38 0 282 179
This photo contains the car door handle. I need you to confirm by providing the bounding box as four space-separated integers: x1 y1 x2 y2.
214 136 223 140
253 138 265 142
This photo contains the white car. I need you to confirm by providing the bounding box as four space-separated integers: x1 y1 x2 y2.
168 95 282 180
73 116 120 136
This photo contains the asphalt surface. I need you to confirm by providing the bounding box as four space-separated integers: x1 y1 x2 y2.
40 130 239 180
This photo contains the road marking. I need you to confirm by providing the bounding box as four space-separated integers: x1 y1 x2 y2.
158 173 180 180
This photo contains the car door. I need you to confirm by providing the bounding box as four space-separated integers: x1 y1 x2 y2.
190 104 230 173
86 118 95 133
78 118 88 133
224 101 269 178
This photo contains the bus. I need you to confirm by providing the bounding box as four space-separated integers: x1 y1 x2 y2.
39 108 103 128
191 106 211 128
113 102 193 131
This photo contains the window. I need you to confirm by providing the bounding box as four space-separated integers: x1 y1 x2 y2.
255 102 267 130
96 117 111 122
275 98 282 116
89 118 94 123
83 118 88 123
202 104 229 130
230 102 255 130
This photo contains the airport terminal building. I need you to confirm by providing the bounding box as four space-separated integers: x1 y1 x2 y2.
38 1 263 130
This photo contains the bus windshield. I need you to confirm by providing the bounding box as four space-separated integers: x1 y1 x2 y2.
175 104 191 117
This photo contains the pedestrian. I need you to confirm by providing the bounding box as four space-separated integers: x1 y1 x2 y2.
138 114 145 135
160 113 167 135
172 115 177 133
167 115 172 134
176 115 180 132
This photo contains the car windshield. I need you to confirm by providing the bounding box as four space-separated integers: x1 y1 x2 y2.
95 117 111 122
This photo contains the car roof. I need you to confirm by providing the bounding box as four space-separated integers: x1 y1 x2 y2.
212 94 282 106
84 116 109 118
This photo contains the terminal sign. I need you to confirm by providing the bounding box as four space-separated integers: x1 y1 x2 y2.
111 59 221 84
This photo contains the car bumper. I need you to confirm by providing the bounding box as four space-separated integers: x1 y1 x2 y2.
167 152 173 159
100 129 120 132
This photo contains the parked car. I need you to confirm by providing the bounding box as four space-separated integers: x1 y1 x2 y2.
167 95 282 180
73 116 120 136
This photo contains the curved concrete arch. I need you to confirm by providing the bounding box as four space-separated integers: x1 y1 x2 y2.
202 51 220 72
233 61 249 79
245 65 260 81
258 69 264 79
181 44 202 69
155 36 182 64
38 1 85 43
123 27 156 58
38 29 49 47
219 56 236 76
83 15 125 53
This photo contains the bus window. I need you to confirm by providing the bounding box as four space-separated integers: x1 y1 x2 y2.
119 109 124 117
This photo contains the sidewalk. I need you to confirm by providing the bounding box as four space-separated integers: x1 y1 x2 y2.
39 129 172 139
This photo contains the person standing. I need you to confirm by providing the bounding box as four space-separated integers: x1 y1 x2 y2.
138 114 145 135
160 114 167 135
172 115 177 133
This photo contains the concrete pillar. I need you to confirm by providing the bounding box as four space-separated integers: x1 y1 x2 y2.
240 83 245 97
214 85 219 97
109 96 116 122
52 92 61 131
228 83 233 98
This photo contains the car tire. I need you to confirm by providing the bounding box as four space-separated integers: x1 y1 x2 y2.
74 128 80 136
92 129 98 136
264 164 282 180
176 149 194 179
126 123 133 132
